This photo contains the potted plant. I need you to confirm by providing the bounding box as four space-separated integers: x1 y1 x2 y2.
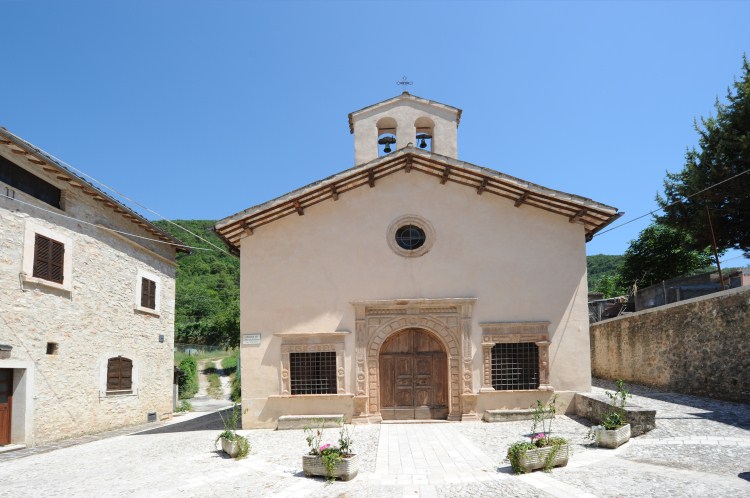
302 420 359 482
590 379 631 449
215 403 250 460
506 396 570 473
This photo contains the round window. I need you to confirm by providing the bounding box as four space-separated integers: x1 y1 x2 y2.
395 225 426 250
386 215 435 258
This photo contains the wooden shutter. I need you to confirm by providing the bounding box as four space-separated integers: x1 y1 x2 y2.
140 278 156 309
33 234 64 284
107 356 133 392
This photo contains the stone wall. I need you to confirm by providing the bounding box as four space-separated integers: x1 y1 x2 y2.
0 149 177 446
591 286 750 404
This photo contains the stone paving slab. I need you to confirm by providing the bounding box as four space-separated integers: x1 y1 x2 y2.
1 381 749 497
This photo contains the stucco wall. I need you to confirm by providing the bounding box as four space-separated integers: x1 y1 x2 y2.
238 169 591 427
590 286 750 404
0 149 176 446
352 99 459 165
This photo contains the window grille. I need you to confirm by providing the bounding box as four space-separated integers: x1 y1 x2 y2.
491 342 539 390
290 352 337 395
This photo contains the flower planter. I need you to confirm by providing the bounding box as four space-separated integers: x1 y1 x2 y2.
302 453 359 481
595 423 631 449
517 444 570 472
221 437 241 458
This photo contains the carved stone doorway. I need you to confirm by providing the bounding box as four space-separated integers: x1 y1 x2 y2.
379 328 448 420
352 298 478 422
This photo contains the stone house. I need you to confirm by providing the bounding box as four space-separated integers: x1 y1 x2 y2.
0 128 186 448
215 93 622 428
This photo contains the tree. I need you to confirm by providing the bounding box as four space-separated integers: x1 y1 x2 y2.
592 273 626 299
617 223 713 290
658 56 750 256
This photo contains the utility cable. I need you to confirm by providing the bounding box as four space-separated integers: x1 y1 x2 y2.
1 192 212 251
593 167 750 238
4 131 232 256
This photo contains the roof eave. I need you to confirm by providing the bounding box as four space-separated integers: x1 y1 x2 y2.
0 127 189 253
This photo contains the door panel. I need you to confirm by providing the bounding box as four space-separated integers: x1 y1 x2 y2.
379 329 448 420
0 369 12 446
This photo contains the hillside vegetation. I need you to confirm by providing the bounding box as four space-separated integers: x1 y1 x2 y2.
586 254 625 289
153 219 239 347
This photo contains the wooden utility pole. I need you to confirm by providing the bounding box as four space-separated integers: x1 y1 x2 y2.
705 204 725 290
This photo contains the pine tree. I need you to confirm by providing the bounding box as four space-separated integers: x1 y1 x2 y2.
658 56 750 256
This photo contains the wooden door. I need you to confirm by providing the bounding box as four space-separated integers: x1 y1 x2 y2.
379 329 448 420
0 369 12 446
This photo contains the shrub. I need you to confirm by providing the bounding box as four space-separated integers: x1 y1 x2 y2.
178 356 198 399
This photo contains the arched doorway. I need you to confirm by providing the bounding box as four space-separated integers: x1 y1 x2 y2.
379 328 448 420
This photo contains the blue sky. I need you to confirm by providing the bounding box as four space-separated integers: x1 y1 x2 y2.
2 1 749 262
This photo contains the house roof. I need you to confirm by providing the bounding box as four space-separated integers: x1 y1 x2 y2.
0 127 189 253
348 92 463 133
215 147 623 254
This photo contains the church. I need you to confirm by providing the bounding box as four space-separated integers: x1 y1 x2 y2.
215 92 621 428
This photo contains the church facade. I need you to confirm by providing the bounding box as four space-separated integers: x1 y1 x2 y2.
216 93 621 428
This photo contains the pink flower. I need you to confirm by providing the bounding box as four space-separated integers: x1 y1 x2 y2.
319 444 331 451
531 433 547 441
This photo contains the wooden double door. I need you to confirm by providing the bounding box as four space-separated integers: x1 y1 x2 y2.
0 369 12 446
379 328 448 420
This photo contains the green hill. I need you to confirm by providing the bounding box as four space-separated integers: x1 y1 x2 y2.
153 219 239 347
586 253 625 293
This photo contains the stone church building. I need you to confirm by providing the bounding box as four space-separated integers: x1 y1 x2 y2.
215 93 621 428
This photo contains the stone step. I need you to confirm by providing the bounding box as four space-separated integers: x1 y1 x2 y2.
483 408 535 423
276 414 344 430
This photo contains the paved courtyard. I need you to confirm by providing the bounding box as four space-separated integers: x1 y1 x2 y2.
1 380 749 497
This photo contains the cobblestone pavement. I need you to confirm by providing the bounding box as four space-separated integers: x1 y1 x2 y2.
1 382 749 497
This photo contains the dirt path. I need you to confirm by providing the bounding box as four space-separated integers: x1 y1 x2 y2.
190 359 233 412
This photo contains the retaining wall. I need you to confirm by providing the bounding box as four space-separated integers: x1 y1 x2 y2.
590 286 750 404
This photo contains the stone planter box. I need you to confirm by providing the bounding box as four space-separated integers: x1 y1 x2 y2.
220 437 241 458
302 453 359 481
518 444 569 472
595 423 631 449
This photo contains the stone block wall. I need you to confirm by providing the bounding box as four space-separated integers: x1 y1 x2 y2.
0 162 177 446
590 286 750 404
574 392 655 436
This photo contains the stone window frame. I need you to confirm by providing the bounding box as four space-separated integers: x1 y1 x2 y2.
20 220 73 293
134 269 161 317
479 322 553 392
276 332 347 396
386 214 436 258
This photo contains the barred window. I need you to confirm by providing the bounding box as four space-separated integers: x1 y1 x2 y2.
491 342 539 390
290 352 337 395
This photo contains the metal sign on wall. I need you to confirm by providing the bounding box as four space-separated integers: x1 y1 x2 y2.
242 333 261 346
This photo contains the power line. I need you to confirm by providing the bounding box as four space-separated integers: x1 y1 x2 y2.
5 131 233 256
593 167 750 238
1 192 212 251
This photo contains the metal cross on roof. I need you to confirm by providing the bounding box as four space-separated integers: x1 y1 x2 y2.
397 76 413 90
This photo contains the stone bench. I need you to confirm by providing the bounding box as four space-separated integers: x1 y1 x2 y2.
277 414 344 430
574 392 656 436
483 408 535 423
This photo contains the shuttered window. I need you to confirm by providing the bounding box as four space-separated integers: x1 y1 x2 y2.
107 356 133 393
32 234 64 284
140 277 156 309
